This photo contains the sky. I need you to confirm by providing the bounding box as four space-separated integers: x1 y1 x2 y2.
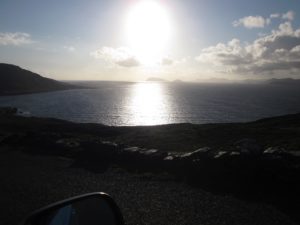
0 0 300 81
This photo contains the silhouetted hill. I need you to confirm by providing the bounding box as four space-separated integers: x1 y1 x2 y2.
0 63 79 95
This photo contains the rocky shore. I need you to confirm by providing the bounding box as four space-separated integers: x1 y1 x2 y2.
0 107 300 224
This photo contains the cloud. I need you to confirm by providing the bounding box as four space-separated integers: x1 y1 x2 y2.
282 11 295 21
91 47 140 67
0 32 32 46
160 57 173 66
196 22 300 76
233 16 270 29
63 46 75 52
270 13 280 19
115 57 140 67
233 11 296 29
268 11 295 22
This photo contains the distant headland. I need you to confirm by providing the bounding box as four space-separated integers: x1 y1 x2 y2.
0 63 81 96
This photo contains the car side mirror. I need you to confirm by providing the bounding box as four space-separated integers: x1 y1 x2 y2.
21 192 124 225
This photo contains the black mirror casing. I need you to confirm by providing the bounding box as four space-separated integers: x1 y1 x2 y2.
20 192 125 225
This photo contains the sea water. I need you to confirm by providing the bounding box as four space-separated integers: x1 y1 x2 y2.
0 82 300 126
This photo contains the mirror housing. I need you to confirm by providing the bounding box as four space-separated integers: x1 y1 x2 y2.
21 192 124 225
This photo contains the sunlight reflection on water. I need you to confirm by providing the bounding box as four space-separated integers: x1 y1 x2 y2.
1 82 300 126
128 82 171 125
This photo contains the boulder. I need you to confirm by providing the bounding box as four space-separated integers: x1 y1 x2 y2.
164 155 175 161
214 151 228 159
56 138 80 148
0 133 12 145
263 147 285 155
123 146 141 153
287 151 300 157
230 151 240 156
262 147 298 161
16 109 31 117
100 140 118 147
0 107 17 116
179 147 211 160
140 149 158 156
77 140 121 164
234 139 263 156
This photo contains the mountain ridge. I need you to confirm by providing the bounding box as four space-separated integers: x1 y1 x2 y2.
0 63 79 95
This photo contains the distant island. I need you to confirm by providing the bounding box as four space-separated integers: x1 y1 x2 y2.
146 77 168 82
266 78 300 85
195 77 300 84
196 77 232 83
0 63 80 95
146 77 300 84
172 79 184 83
146 78 186 83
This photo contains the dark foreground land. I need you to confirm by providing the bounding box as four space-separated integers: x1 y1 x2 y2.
0 108 300 225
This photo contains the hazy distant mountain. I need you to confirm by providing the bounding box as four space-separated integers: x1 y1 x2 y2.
266 78 300 85
172 79 184 83
239 79 265 84
146 77 168 82
0 63 79 95
196 77 232 83
194 77 300 84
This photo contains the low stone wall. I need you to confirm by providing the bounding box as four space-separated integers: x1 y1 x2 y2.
45 137 300 190
0 107 17 116
1 126 300 205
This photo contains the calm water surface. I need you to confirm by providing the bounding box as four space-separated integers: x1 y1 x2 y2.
0 82 300 126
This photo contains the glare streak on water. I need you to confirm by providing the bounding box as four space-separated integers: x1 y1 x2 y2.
0 82 300 126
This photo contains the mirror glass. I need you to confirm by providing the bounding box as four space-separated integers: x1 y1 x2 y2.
30 196 118 225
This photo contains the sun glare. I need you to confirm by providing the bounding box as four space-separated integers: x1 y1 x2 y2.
129 83 170 125
125 0 172 65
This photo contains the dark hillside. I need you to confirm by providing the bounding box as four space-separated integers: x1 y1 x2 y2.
0 63 78 95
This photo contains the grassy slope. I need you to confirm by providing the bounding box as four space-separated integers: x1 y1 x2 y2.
112 113 300 152
0 112 299 152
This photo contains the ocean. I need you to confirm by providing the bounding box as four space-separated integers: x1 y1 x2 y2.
0 81 300 126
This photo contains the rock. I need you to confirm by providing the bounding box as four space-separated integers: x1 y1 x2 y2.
214 151 228 159
263 147 285 154
123 147 141 153
16 109 31 117
234 139 262 156
100 140 118 147
164 156 174 161
141 149 158 156
230 151 240 156
180 147 211 159
163 152 181 161
121 147 168 161
56 138 80 148
0 133 26 146
122 147 152 162
262 147 299 161
77 140 121 165
288 151 300 157
0 133 11 145
0 107 17 116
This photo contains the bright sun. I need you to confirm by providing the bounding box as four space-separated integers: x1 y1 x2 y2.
125 0 172 65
